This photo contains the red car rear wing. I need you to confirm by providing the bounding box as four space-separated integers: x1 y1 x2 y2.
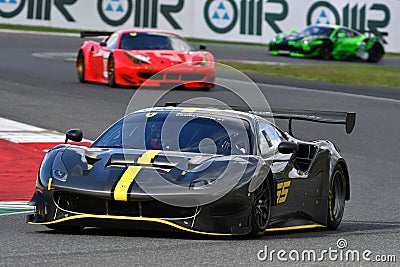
80 31 113 38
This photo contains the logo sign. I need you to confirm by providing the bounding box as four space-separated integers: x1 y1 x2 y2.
204 0 237 34
0 0 25 18
204 0 288 35
306 1 390 33
97 0 183 29
0 0 76 21
310 7 336 25
307 2 340 26
97 0 132 26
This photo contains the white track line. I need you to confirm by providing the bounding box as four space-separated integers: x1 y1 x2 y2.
0 117 91 143
218 78 400 104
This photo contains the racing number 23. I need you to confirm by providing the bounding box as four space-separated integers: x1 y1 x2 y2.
277 181 291 204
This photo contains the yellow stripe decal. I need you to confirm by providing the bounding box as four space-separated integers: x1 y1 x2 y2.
28 214 231 236
181 108 197 113
47 178 53 191
137 150 161 165
265 224 325 232
114 166 142 201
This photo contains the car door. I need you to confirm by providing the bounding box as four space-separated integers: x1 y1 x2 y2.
257 120 293 215
333 28 364 58
89 33 118 80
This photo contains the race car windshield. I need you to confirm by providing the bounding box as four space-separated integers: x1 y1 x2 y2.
119 32 193 51
298 26 334 37
93 112 252 155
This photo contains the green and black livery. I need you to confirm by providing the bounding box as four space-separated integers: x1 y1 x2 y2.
269 24 386 62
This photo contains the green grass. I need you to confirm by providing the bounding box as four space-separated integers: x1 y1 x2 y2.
0 23 80 34
220 62 400 87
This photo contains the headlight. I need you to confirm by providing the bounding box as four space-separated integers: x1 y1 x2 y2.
51 152 68 182
133 54 150 62
52 169 68 181
125 52 151 64
303 40 309 44
193 53 208 66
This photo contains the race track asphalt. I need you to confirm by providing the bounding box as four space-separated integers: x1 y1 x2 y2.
0 32 399 266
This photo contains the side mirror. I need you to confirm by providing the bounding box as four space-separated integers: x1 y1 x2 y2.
337 32 345 39
65 129 83 143
290 28 296 34
278 141 299 154
199 44 207 50
99 41 107 47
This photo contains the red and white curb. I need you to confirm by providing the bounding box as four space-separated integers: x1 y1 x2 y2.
0 117 73 144
0 117 91 214
0 202 33 216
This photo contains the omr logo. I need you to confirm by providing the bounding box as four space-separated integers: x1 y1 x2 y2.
98 0 132 26
211 1 232 23
314 9 332 25
306 1 390 33
0 0 24 18
97 0 183 29
0 0 76 21
307 2 340 26
204 0 237 34
105 0 125 13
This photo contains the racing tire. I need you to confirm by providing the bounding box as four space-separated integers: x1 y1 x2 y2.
249 180 271 237
367 43 384 63
319 41 333 60
327 165 346 230
77 52 85 83
107 54 118 87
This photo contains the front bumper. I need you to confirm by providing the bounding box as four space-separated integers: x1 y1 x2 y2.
115 64 216 89
269 43 320 58
27 182 253 236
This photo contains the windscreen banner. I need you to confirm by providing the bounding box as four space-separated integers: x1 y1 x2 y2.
0 0 398 52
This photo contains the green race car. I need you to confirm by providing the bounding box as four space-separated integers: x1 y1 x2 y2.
269 25 386 62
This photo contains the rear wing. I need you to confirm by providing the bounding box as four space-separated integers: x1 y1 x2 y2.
80 31 113 38
358 29 388 44
165 102 356 135
358 30 388 37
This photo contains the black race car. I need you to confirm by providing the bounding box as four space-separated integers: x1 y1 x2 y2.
27 104 356 236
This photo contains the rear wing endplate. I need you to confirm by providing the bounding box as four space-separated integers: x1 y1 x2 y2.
165 103 356 135
80 31 113 38
358 30 388 37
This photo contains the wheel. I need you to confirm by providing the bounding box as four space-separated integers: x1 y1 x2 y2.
249 180 271 237
77 52 85 83
367 43 384 63
319 41 333 60
107 54 118 87
327 165 346 230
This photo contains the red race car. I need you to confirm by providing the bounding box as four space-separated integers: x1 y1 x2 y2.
76 29 216 89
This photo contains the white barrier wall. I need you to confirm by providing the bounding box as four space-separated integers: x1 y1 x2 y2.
0 0 399 52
